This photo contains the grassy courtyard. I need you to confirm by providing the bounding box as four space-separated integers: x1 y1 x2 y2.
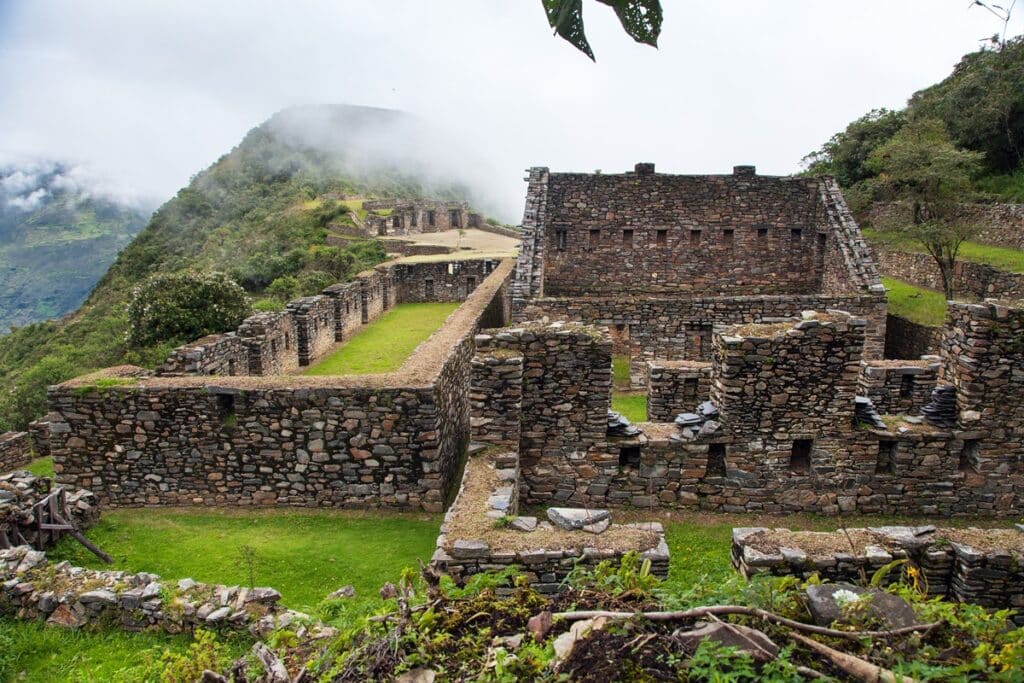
304 302 459 375
883 276 948 326
864 228 1024 273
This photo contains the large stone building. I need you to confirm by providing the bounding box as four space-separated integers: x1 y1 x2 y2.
513 164 887 383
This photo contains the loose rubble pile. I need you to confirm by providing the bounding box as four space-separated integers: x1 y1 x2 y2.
606 410 640 437
0 471 98 549
920 385 958 429
671 400 720 441
0 545 325 637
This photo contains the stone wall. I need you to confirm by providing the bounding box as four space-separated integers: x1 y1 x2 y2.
286 295 336 366
393 259 501 304
236 312 299 376
646 361 712 422
875 245 1024 300
858 358 940 415
49 260 516 511
0 431 33 472
732 526 1024 617
475 323 615 505
519 293 887 381
871 201 1024 250
359 267 392 324
470 351 523 450
158 334 250 377
321 281 363 341
363 200 469 236
884 313 942 360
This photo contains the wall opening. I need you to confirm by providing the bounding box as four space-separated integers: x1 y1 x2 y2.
284 333 291 350
450 209 461 228
424 279 434 299
619 446 641 469
557 229 568 251
656 229 668 246
757 227 768 239
690 229 701 245
589 229 600 246
227 359 237 376
959 439 980 473
790 439 812 473
427 210 436 227
876 440 896 475
623 229 634 248
706 443 727 477
817 233 827 251
723 228 734 246
899 374 914 399
683 377 698 399
411 212 417 227
216 394 236 428
466 276 477 297
790 228 803 242
392 215 400 228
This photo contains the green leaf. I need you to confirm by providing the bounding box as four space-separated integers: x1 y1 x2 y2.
542 0 595 60
596 0 663 47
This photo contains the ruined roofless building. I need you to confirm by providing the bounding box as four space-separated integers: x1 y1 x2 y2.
512 163 887 384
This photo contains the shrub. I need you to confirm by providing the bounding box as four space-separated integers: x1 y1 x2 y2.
127 270 250 347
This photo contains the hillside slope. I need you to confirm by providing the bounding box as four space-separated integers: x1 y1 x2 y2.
0 104 476 430
0 163 147 331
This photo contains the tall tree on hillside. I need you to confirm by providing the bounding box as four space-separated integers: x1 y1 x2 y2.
868 119 984 299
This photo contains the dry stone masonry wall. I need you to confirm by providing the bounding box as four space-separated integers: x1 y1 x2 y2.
858 358 940 415
871 201 1024 250
0 432 34 473
876 246 1024 300
646 361 712 422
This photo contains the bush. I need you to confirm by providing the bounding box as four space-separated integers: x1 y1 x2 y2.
127 270 250 347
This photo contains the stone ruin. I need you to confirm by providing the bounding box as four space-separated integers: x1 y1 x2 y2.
360 199 476 237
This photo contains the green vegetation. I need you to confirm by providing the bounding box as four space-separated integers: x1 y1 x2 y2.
25 457 53 478
0 164 147 332
611 354 631 388
882 277 948 326
0 105 472 432
305 302 459 375
865 228 1024 273
48 508 441 612
612 392 647 423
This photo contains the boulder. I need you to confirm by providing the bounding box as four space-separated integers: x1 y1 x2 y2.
547 507 610 531
326 585 356 600
805 583 918 629
674 622 779 662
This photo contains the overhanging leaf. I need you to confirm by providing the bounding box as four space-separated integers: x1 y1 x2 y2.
542 0 595 60
596 0 663 47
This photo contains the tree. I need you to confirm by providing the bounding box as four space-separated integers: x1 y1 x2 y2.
867 119 984 299
127 270 250 347
543 0 662 60
802 109 906 187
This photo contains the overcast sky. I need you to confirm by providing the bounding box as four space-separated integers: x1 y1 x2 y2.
0 1 1019 221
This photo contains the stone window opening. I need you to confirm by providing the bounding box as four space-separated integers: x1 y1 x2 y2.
392 215 400 228
683 378 698 399
757 227 769 239
623 229 634 248
656 229 668 246
284 333 291 350
899 374 914 399
690 229 701 245
216 394 236 427
271 339 278 354
723 229 734 246
425 278 434 299
427 210 436 227
589 229 600 246
466 276 477 297
790 228 802 242
411 212 417 227
817 233 827 251
876 440 897 475
227 359 237 376
706 443 727 477
618 446 641 469
450 210 462 228
789 439 812 473
557 229 568 251
959 439 980 473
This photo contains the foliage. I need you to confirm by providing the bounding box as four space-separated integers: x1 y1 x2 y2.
159 629 232 683
567 550 659 596
611 392 647 422
867 118 984 298
802 108 907 187
304 302 460 376
126 270 250 348
864 227 1024 273
542 0 662 60
881 277 948 326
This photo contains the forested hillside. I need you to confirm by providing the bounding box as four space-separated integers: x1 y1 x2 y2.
0 163 147 331
0 105 474 430
803 36 1024 209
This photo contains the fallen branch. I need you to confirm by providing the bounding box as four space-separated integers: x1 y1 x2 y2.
551 606 941 641
787 630 915 683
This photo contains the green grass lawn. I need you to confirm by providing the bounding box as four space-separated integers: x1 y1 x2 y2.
882 277 948 326
612 392 647 423
48 509 441 613
25 456 54 478
612 354 631 388
864 228 1024 273
304 302 460 375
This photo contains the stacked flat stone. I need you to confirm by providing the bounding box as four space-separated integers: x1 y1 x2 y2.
0 472 98 549
607 411 640 437
854 396 886 429
671 401 719 441
920 385 958 429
